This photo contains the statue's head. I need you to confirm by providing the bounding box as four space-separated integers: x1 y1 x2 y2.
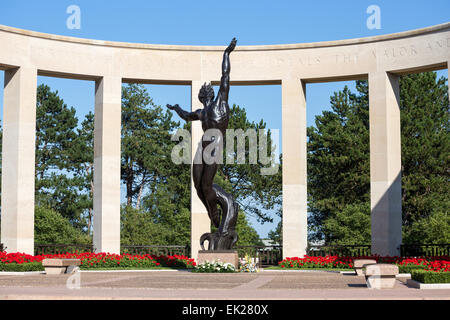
198 82 214 106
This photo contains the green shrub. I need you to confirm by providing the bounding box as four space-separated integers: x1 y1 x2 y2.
397 264 427 274
0 262 45 272
34 206 91 245
411 270 450 284
79 256 161 270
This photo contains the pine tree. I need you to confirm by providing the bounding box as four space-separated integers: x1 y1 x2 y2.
220 105 282 224
121 83 179 209
307 83 370 244
35 84 88 227
306 72 449 245
69 112 95 233
399 72 449 243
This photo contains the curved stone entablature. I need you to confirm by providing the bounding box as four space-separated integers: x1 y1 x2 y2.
0 23 449 82
0 23 449 258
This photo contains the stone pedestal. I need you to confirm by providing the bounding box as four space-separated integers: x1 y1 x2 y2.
197 250 239 268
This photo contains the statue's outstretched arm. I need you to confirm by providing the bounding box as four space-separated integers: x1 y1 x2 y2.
218 38 237 101
166 104 201 122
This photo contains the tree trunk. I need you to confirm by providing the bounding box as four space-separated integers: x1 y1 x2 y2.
87 208 93 235
126 158 134 206
136 183 144 210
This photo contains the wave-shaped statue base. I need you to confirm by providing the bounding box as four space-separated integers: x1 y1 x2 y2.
200 184 239 250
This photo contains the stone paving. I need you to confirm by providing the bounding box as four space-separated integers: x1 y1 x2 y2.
0 270 449 300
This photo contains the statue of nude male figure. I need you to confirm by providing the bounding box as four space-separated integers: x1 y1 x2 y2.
167 38 238 250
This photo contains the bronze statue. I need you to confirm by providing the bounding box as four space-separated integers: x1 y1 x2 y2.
167 38 238 250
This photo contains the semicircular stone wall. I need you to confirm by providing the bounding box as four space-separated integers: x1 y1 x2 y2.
1 23 449 258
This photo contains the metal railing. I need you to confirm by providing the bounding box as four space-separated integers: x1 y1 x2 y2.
35 243 93 255
121 245 189 256
307 244 372 257
34 243 190 257
31 243 450 261
400 244 449 257
234 245 282 267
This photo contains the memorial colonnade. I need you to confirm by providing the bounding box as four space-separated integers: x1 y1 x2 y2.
0 23 448 259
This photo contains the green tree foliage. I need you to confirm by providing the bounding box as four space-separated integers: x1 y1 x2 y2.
399 72 449 243
307 72 449 245
35 85 93 230
120 87 269 247
307 82 370 244
121 83 179 209
122 85 268 245
405 211 450 243
120 205 174 245
120 83 193 245
235 213 264 247
4 72 447 248
322 203 371 245
34 206 91 245
268 221 282 245
220 105 282 223
2 83 272 248
70 112 95 233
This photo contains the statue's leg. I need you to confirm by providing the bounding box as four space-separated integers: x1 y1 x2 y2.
213 185 239 250
193 162 209 212
201 163 220 228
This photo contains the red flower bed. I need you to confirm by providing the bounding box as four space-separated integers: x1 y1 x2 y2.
0 251 196 269
0 252 42 264
278 255 450 272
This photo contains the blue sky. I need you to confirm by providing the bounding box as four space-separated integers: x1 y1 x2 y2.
0 0 448 238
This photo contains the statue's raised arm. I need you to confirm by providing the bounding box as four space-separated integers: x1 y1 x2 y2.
218 37 237 102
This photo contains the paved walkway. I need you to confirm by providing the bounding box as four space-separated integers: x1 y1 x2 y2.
0 270 449 300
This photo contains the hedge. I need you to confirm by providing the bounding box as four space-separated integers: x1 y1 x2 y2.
0 262 45 272
397 264 427 274
411 270 450 284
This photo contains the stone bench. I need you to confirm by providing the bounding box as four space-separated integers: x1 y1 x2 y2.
363 263 399 289
42 258 81 275
353 259 377 276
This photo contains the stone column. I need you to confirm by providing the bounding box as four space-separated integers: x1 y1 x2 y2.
281 78 308 259
1 67 37 254
369 71 402 257
93 76 122 254
190 80 210 260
